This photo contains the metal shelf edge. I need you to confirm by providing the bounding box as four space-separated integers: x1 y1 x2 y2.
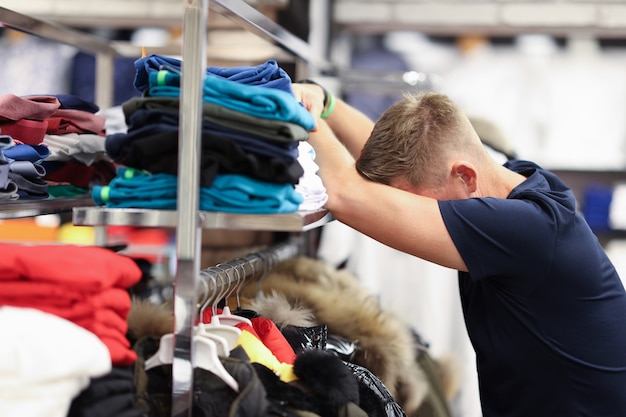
0 196 94 220
72 206 332 231
210 0 334 73
0 6 118 55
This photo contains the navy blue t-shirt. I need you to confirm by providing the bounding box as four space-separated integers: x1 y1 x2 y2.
439 160 626 417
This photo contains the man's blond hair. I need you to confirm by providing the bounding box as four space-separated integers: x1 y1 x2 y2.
357 92 481 188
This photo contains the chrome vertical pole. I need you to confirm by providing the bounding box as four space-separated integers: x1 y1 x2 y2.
171 0 208 415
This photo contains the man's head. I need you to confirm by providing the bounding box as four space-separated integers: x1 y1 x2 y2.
356 92 489 200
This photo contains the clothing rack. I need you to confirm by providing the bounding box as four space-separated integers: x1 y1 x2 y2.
198 238 303 309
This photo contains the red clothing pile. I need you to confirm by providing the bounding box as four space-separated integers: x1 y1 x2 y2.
0 243 142 365
0 94 105 145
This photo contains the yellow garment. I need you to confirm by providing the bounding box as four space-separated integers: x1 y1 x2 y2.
236 330 297 383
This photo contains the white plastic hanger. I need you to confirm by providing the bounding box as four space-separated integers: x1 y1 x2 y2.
197 270 241 350
194 277 230 357
212 262 252 326
144 333 239 392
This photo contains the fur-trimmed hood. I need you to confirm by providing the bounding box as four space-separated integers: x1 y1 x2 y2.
127 298 174 343
126 257 459 416
241 256 433 416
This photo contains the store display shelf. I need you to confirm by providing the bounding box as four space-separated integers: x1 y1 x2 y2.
0 196 94 220
211 0 334 73
0 6 117 54
72 206 333 232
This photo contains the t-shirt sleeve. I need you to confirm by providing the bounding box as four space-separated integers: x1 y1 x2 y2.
439 196 558 283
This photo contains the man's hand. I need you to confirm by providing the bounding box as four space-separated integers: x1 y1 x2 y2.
292 82 326 119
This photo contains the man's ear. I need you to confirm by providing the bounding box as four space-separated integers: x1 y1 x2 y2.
452 161 477 193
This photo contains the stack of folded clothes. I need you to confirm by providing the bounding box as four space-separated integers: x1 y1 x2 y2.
0 93 115 199
96 54 326 213
0 243 145 417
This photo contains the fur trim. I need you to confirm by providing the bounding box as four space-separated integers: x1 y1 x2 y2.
242 256 430 415
243 291 318 328
435 353 461 401
127 298 174 341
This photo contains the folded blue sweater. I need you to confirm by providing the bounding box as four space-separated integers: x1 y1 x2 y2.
134 54 293 94
93 167 303 214
147 70 315 131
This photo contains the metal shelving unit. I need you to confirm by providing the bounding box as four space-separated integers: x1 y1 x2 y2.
114 1 326 416
1 2 332 416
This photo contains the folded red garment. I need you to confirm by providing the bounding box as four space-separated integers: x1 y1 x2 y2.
91 287 134 315
0 287 132 323
74 317 136 365
47 109 106 136
92 306 130 332
0 243 142 290
74 314 130 342
0 281 84 305
0 300 137 365
42 160 95 189
0 94 60 121
0 119 48 145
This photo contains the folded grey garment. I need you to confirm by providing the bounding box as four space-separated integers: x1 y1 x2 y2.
9 160 46 178
122 96 309 142
0 161 9 188
0 134 13 150
206 102 309 142
468 114 517 160
0 180 19 200
8 171 48 195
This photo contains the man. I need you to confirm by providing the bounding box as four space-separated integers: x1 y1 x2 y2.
293 83 626 417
